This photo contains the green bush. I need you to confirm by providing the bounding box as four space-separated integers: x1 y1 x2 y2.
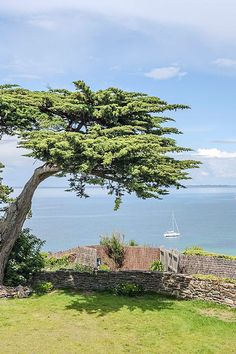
128 239 138 246
4 228 45 286
34 281 53 295
42 254 94 272
42 254 71 271
74 263 93 273
149 260 164 271
43 254 94 272
113 282 144 297
99 264 110 271
183 246 236 260
100 232 125 269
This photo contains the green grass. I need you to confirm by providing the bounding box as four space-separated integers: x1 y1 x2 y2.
0 291 235 354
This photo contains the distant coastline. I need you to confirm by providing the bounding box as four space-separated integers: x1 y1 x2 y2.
12 185 236 189
186 185 236 188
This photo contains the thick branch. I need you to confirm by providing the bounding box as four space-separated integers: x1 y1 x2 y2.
0 163 59 283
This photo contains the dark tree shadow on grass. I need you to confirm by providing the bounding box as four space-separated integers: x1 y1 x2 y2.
62 290 175 317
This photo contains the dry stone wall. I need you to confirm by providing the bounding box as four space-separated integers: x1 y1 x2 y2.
32 270 236 307
178 255 236 279
0 285 32 298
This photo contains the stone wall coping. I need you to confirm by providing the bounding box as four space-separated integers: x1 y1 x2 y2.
180 254 236 261
39 269 235 284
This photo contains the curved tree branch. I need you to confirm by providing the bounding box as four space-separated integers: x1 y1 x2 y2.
0 163 60 283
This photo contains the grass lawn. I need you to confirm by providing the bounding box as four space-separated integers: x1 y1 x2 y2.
0 291 235 354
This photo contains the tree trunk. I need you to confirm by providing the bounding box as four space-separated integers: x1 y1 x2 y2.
0 164 59 284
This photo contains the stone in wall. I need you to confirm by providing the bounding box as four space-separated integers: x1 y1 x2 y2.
178 255 236 279
0 285 32 299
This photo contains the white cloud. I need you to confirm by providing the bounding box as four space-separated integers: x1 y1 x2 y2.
200 171 209 177
145 66 187 80
182 151 236 184
0 136 34 167
212 140 236 144
4 74 42 81
197 148 236 158
28 17 58 30
1 0 236 42
0 137 67 187
213 58 236 69
0 57 65 84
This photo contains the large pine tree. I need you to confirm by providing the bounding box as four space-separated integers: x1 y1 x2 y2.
0 81 199 283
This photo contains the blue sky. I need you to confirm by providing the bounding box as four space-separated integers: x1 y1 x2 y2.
0 0 236 186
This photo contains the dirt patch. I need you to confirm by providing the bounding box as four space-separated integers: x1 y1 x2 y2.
80 290 96 296
198 308 236 322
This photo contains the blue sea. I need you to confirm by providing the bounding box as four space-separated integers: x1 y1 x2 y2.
17 186 236 255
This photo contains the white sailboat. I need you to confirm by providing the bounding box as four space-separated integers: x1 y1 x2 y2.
163 212 181 238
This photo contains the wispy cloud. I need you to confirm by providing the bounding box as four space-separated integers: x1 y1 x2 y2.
145 66 187 80
213 58 236 69
212 139 236 144
0 137 33 167
4 74 42 81
28 16 58 30
1 0 236 42
197 148 236 158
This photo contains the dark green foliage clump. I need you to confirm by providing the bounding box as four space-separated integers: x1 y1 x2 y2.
100 232 125 269
149 260 164 271
4 229 45 286
0 81 199 210
34 281 53 295
0 162 12 210
128 239 138 246
113 282 144 297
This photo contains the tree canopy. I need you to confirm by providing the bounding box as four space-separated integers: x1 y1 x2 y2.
0 81 198 209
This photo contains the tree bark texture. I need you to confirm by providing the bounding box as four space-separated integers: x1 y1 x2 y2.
0 164 59 283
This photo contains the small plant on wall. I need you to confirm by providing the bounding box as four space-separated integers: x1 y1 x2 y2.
113 282 144 297
100 232 125 269
149 260 164 271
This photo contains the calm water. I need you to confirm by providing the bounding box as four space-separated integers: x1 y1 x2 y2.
17 187 236 255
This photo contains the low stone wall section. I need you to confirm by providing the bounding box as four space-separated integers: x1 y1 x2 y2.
0 285 32 299
32 270 236 307
178 255 236 279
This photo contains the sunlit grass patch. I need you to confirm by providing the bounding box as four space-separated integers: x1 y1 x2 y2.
0 291 235 353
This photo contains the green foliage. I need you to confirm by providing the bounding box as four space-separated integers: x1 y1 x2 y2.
192 274 236 284
73 263 93 273
183 246 236 260
184 246 204 254
149 260 164 271
4 229 45 286
34 281 54 295
0 162 13 210
128 239 138 246
42 254 93 272
113 282 144 297
100 232 125 269
99 264 110 271
0 81 199 209
42 254 71 271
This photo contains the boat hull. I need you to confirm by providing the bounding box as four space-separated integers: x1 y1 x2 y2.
164 232 181 238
